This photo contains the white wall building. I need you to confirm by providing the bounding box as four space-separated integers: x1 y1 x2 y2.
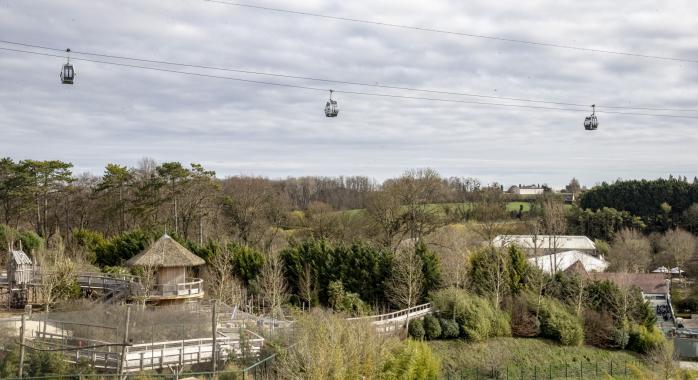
493 235 597 255
528 250 608 274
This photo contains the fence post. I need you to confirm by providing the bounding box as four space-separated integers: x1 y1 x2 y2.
595 362 598 376
610 361 613 376
534 365 537 380
18 314 26 379
549 363 552 380
565 362 568 379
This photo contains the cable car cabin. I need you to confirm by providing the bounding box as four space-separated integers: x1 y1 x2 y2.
325 99 339 117
61 64 75 84
584 115 598 130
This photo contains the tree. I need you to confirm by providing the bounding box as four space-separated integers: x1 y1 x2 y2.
385 168 445 241
565 178 582 194
257 252 288 317
608 229 652 272
468 247 509 307
22 160 73 238
682 203 698 235
539 195 567 272
205 249 246 306
385 247 424 330
470 188 508 243
365 190 403 248
657 228 697 275
95 164 133 234
156 162 190 236
0 158 32 226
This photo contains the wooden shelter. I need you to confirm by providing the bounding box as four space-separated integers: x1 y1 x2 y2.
126 234 205 302
6 248 33 285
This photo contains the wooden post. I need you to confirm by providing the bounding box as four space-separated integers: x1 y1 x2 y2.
18 314 26 378
212 301 218 375
118 305 131 376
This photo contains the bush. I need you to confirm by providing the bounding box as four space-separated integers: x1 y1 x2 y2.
536 297 584 346
423 315 442 340
627 324 665 354
327 280 370 317
380 339 440 380
439 318 459 339
408 319 425 340
509 296 540 337
430 287 510 342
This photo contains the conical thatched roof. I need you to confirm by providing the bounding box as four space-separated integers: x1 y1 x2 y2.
125 234 205 268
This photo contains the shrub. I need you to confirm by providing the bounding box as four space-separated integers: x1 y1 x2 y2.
327 280 370 317
380 339 440 380
627 324 665 354
430 287 510 342
408 319 425 340
423 315 442 340
438 318 459 339
536 297 584 346
509 296 540 337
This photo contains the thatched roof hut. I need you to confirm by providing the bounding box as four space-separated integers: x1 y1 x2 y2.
126 235 205 301
126 234 204 268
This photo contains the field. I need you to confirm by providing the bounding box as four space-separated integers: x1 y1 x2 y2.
429 338 650 379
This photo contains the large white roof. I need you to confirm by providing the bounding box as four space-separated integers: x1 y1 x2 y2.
527 250 608 273
493 235 596 251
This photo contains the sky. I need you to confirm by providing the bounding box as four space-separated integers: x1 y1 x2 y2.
1 0 697 188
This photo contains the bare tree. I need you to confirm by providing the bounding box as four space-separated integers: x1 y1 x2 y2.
609 229 651 272
365 190 403 249
385 247 424 330
258 252 288 317
658 228 697 277
132 262 158 308
540 196 566 272
385 168 445 241
470 188 509 244
426 225 472 288
298 263 317 309
204 250 246 307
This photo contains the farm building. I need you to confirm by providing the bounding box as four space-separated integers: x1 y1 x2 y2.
493 235 597 256
528 250 608 274
126 234 206 303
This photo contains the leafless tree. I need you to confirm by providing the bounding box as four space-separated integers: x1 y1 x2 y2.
658 228 697 277
385 247 424 330
609 229 652 272
540 196 566 272
426 225 472 288
258 252 288 317
298 263 317 309
204 250 246 307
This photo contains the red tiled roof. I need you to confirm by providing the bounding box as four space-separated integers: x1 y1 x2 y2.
590 272 668 294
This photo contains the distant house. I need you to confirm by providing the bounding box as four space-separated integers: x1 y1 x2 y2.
126 234 206 304
528 250 608 274
509 185 545 196
493 235 597 256
590 272 670 304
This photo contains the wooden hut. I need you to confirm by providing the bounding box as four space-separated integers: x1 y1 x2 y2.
6 248 33 286
125 234 206 303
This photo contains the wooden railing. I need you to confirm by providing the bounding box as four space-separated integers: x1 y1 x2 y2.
132 278 204 298
347 303 432 324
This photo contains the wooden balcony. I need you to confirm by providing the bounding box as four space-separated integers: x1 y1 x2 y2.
132 278 205 301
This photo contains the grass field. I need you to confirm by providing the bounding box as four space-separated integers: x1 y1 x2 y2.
428 338 651 379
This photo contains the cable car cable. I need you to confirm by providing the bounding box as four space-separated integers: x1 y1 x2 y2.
1 39 696 113
2 46 698 120
201 0 698 65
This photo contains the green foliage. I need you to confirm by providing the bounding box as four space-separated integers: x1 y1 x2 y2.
185 239 222 262
468 247 509 300
579 177 698 232
0 225 44 254
408 318 426 340
627 324 665 354
430 287 510 342
423 314 442 340
25 350 70 377
508 245 529 295
535 297 584 346
327 280 370 316
438 318 460 339
380 339 441 380
567 205 646 241
0 347 19 378
544 272 583 305
94 229 155 266
415 240 441 296
227 242 264 285
281 239 392 306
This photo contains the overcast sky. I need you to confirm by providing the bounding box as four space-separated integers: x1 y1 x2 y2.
1 0 697 188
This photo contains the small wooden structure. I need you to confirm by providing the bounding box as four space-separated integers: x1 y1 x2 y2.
126 234 205 303
5 245 34 308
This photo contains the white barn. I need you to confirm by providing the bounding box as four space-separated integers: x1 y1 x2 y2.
528 250 608 274
493 235 597 256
